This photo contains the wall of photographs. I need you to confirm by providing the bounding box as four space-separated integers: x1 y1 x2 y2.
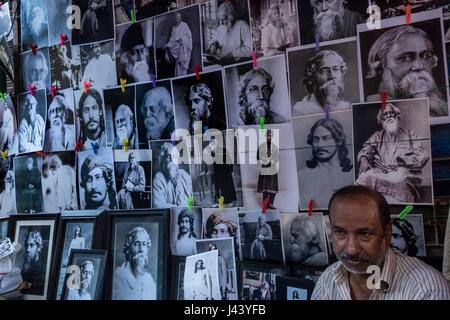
0 0 449 300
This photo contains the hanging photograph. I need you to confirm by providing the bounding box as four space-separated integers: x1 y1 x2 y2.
390 214 426 257
14 155 44 214
135 0 177 20
0 2 13 42
0 217 8 238
241 269 276 300
177 0 208 8
20 0 49 51
49 42 83 91
374 0 446 19
0 157 16 217
114 0 134 24
275 276 316 300
170 206 202 256
46 0 72 46
21 48 50 93
0 94 18 156
169 255 186 299
80 40 117 89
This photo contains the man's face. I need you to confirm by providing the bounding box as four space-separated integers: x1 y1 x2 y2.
180 216 191 235
189 91 208 121
211 223 230 238
391 224 408 254
81 95 101 134
48 100 66 129
130 232 150 270
380 106 399 133
218 10 233 29
127 45 148 63
115 111 133 141
80 263 94 289
143 92 171 140
311 0 341 13
330 195 392 274
24 96 37 124
195 260 203 270
128 153 137 167
245 74 271 119
176 13 182 24
29 57 47 89
86 167 107 204
25 237 39 263
93 45 101 58
312 125 337 162
314 55 344 88
26 158 34 170
289 220 311 262
29 7 44 31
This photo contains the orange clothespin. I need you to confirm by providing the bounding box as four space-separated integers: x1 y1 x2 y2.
84 81 91 93
36 151 46 157
262 198 269 214
405 5 411 24
75 141 84 152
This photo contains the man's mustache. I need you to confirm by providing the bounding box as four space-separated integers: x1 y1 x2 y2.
88 190 102 197
315 148 330 154
340 253 371 262
87 119 98 126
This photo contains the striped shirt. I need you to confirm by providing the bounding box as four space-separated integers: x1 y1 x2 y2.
312 248 450 300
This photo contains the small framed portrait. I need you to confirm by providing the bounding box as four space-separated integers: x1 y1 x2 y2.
105 209 170 300
14 155 44 214
0 217 8 238
170 207 202 256
0 156 16 217
61 249 107 300
275 276 315 300
80 41 117 89
169 255 186 300
390 213 426 257
8 214 59 300
49 42 82 91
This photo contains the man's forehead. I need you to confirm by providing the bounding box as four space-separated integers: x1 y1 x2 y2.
83 96 98 107
313 125 332 136
189 91 203 100
389 35 429 56
247 75 268 87
88 167 103 176
319 55 341 68
330 196 381 228
134 231 149 241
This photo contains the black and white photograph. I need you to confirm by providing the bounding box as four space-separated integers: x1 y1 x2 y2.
114 0 134 25
80 41 117 89
357 10 450 124
0 158 16 217
46 0 72 46
74 87 109 151
71 0 115 45
14 155 44 214
238 123 300 213
114 149 152 209
135 80 175 146
172 70 227 133
21 48 50 93
201 0 252 67
238 209 284 263
322 215 337 262
154 6 202 79
103 86 138 149
49 43 83 90
43 88 76 152
241 270 276 300
170 206 202 256
115 19 156 84
297 0 365 45
135 0 177 21
196 237 238 300
249 0 299 58
177 0 208 8
0 2 13 42
18 90 47 154
202 207 242 260
288 38 359 116
12 218 56 299
275 276 316 300
183 250 221 300
0 218 8 238
390 214 426 257
62 249 107 300
150 140 193 208
169 255 186 299
353 98 433 205
20 0 49 51
77 147 118 210
41 152 78 213
0 94 18 156
292 110 355 210
225 54 291 127
373 0 447 19
280 212 329 267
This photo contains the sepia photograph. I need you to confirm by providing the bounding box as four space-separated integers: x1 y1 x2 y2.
49 43 82 90
80 41 117 89
390 214 426 257
18 90 47 154
184 250 221 300
21 48 50 93
21 0 49 51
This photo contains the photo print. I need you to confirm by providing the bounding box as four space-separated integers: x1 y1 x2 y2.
280 212 329 267
373 0 447 19
21 48 50 93
238 209 284 263
77 147 118 210
249 0 300 58
0 218 8 237
135 0 177 21
114 149 152 209
225 54 291 128
115 18 156 84
154 5 202 79
0 2 13 42
0 94 18 156
322 215 337 263
135 80 175 147
241 270 276 300
353 98 433 205
46 0 72 46
170 206 202 256
357 10 450 124
71 0 115 45
201 0 252 67
390 213 426 257
183 250 221 300
177 0 208 9
275 276 316 300
18 90 47 154
0 157 16 217
170 255 186 299
80 40 117 89
114 0 134 25
49 42 83 90
196 237 238 300
287 38 360 116
103 86 138 149
20 0 49 51
41 151 78 213
292 110 355 210
44 88 76 152
14 155 44 214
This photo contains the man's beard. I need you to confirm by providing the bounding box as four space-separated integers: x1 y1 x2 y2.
145 115 165 140
216 24 230 48
126 58 150 82
313 6 345 41
167 161 180 185
81 278 91 291
290 242 308 263
245 100 270 123
131 252 148 275
315 79 346 106
382 119 399 138
86 119 99 133
30 19 43 36
27 111 36 125
51 117 63 134
30 78 45 90
337 241 386 275
116 125 132 142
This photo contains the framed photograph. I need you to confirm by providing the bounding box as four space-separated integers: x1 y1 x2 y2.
8 214 59 300
169 255 186 300
275 276 315 300
20 48 50 93
0 94 18 156
61 249 108 300
14 155 44 214
105 209 170 300
0 156 16 216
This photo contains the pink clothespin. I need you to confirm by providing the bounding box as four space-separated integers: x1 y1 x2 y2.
60 33 68 45
28 85 36 96
51 85 57 97
252 51 258 68
29 44 37 55
308 199 314 217
381 91 387 110
405 5 411 24
0 3 3 11
84 81 91 93
36 151 46 157
262 198 269 214
75 141 84 152
194 66 200 80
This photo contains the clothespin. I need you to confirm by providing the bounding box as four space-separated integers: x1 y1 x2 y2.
0 92 6 102
28 85 36 96
204 126 210 141
36 151 46 157
123 139 129 152
131 9 135 23
219 196 224 211
171 132 176 146
405 5 411 25
29 44 37 55
315 33 320 51
225 0 229 3
0 150 7 161
51 85 57 97
194 66 200 80
91 142 99 154
0 3 3 11
308 199 314 216
398 205 413 220
262 198 269 214
188 196 193 211
381 91 387 110
260 117 265 131
151 74 156 88
84 81 91 93
60 33 68 45
252 51 258 68
74 141 84 152
324 104 329 121
120 78 127 92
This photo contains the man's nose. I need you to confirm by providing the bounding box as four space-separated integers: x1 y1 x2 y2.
321 1 329 11
345 235 361 255
411 57 425 71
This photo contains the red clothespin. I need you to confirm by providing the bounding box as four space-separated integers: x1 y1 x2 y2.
0 3 3 11
308 199 314 216
28 85 36 96
60 33 68 45
36 151 46 157
381 91 387 110
324 104 329 121
194 66 200 80
405 5 411 24
262 198 269 214
51 85 57 97
84 81 91 93
74 141 84 152
252 51 258 68
29 44 37 55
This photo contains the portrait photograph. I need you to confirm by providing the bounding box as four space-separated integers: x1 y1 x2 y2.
80 40 117 89
41 151 78 213
115 0 134 25
46 0 72 46
20 0 49 51
241 269 277 300
288 38 360 117
0 2 13 42
169 255 186 299
103 86 138 149
71 0 115 45
135 0 177 21
20 48 50 93
275 276 316 300
0 217 8 238
77 147 118 210
201 0 252 67
292 110 355 210
238 209 284 263
357 9 450 124
154 5 202 79
135 80 175 146
353 98 434 205
0 94 18 156
280 212 329 267
114 149 152 209
0 157 16 217
390 214 426 257
14 155 44 214
183 249 221 300
62 249 107 300
49 42 83 91
115 19 156 85
225 54 291 128
43 88 76 152
170 206 202 256
196 237 238 300
249 0 299 58
373 0 448 19
150 140 193 208
237 123 300 213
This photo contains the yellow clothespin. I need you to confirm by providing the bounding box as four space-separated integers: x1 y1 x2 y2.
123 139 129 152
219 196 224 211
120 78 127 92
0 150 7 161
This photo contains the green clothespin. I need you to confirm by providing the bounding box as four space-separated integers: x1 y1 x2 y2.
131 10 135 23
188 196 193 211
260 117 265 131
398 205 413 219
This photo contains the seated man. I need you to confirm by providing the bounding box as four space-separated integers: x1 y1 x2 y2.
312 185 450 300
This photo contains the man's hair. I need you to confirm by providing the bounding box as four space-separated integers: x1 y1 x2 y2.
23 94 37 113
185 83 213 109
291 215 321 248
142 87 173 115
48 94 69 123
73 226 82 239
238 68 274 108
303 50 347 93
205 212 237 238
115 104 134 127
306 118 353 172
77 88 105 141
123 227 151 262
377 103 401 126
392 218 418 256
80 155 115 208
80 260 94 273
366 25 436 79
194 259 204 273
26 230 43 248
217 1 235 21
44 154 62 173
24 51 48 78
177 209 197 239
157 142 174 171
328 185 392 228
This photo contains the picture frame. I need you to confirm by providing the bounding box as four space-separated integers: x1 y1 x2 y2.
169 255 186 300
275 276 316 300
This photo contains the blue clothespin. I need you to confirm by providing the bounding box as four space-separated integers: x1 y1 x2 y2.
316 33 320 51
204 126 210 141
91 142 99 154
151 74 156 88
171 133 176 147
325 104 329 121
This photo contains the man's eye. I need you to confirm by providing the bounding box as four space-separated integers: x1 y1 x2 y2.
398 55 413 62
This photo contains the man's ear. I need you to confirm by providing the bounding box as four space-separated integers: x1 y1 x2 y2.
384 221 392 246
